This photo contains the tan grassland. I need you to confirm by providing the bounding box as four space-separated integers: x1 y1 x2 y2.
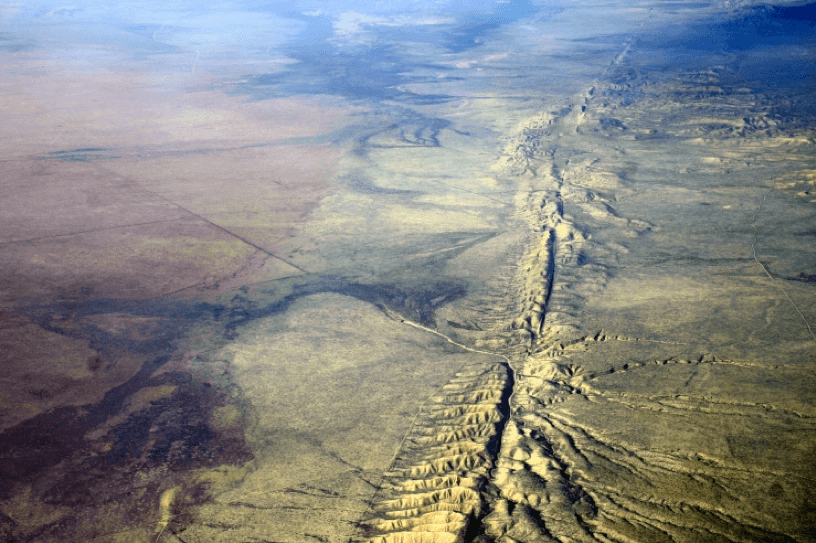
1 1 815 542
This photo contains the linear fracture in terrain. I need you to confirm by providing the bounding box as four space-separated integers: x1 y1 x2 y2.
359 49 816 541
359 97 618 542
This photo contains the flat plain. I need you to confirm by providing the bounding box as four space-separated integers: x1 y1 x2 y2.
1 0 815 542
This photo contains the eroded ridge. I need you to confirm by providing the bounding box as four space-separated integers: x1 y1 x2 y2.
474 105 607 543
360 30 816 539
494 97 654 357
475 49 816 540
496 346 814 543
358 91 661 542
361 361 513 542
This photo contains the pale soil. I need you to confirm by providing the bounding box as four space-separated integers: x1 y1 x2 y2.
1 1 814 542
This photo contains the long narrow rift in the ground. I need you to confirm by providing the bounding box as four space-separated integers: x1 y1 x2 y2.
359 26 816 542
4 3 816 543
357 99 607 542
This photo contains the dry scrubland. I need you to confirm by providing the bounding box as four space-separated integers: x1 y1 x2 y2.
179 43 816 543
1 1 815 542
357 68 816 541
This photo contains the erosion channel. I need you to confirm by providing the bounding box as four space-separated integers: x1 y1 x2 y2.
1 1 815 542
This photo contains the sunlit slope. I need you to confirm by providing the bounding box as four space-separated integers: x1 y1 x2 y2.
361 16 816 543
